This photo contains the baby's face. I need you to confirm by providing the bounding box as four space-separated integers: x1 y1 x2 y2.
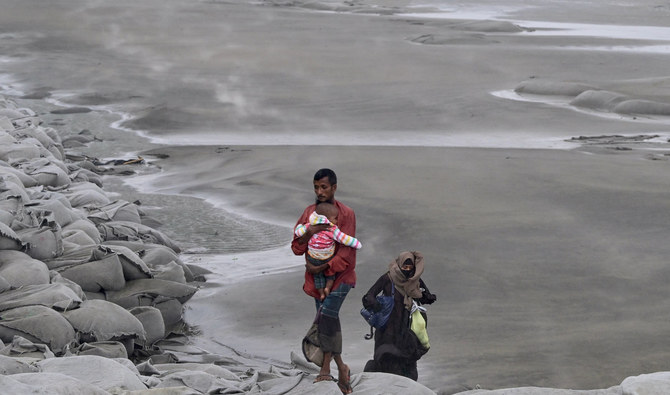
328 214 338 225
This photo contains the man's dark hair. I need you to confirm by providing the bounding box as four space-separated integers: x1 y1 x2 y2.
314 168 337 186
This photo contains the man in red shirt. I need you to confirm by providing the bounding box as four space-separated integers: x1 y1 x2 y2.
292 168 356 394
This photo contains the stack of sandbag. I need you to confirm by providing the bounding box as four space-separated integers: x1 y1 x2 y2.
0 95 207 392
2 94 363 395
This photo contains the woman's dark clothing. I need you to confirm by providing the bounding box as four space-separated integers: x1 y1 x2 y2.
361 272 435 380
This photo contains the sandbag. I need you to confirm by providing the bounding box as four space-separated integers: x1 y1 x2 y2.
63 218 102 244
130 306 166 347
0 141 41 162
22 196 84 228
0 222 22 250
49 271 86 300
4 109 39 129
16 220 63 260
59 252 126 292
47 237 99 269
155 370 248 393
69 159 104 174
61 227 98 249
0 122 12 135
0 305 77 353
141 243 181 266
0 171 31 200
0 335 55 361
99 239 146 253
64 188 111 208
105 278 198 309
0 209 15 227
15 137 54 161
42 126 62 145
0 283 82 312
0 182 21 213
68 341 128 359
18 159 70 187
47 226 103 269
61 299 146 345
65 180 107 195
0 354 39 374
97 221 181 253
83 291 106 301
0 372 110 395
99 244 152 281
141 244 194 282
68 166 103 187
23 126 63 161
150 362 241 382
0 275 10 293
11 125 60 155
155 298 186 330
347 372 436 395
621 371 670 394
0 126 16 139
0 250 50 287
37 355 147 392
0 193 23 213
151 261 187 284
47 143 65 161
87 200 142 224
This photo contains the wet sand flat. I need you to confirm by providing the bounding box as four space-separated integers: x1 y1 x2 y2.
144 143 670 393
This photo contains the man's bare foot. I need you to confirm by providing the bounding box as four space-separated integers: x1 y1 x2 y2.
314 374 336 383
337 364 352 394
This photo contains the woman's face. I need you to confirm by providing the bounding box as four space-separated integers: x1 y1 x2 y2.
400 258 415 277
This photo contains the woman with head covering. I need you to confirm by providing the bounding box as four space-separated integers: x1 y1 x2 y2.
361 251 437 381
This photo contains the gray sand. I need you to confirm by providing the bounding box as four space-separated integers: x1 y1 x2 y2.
142 143 670 393
3 0 670 393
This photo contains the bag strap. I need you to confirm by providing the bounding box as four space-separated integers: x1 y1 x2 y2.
364 327 374 340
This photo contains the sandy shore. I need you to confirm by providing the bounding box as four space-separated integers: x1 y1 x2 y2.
2 0 670 393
